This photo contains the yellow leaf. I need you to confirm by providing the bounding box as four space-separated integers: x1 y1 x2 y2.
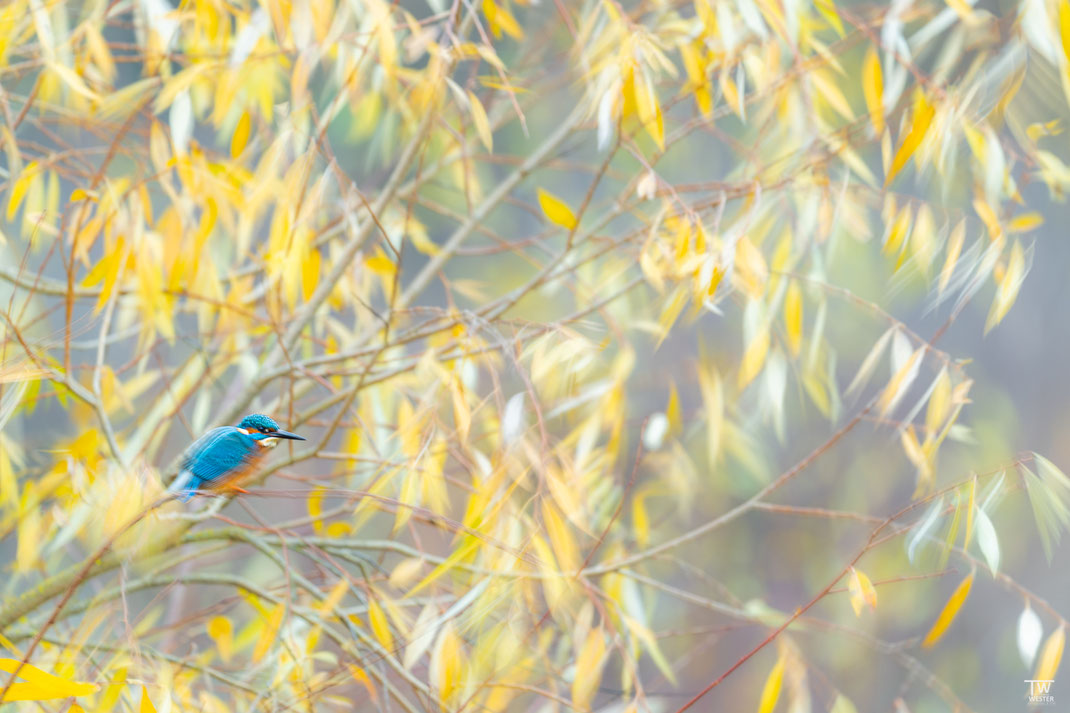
878 348 921 417
1060 0 1070 64
327 522 351 538
811 71 854 121
405 216 439 256
655 288 687 348
985 240 1027 334
302 248 321 301
847 567 878 616
883 202 912 257
632 68 657 127
467 90 493 152
49 62 99 101
0 444 17 509
973 198 1002 240
482 0 524 40
681 41 712 116
364 250 397 276
253 602 284 663
388 558 425 590
647 101 665 150
207 616 233 662
1034 626 1066 683
945 0 974 21
230 111 252 158
698 366 724 468
93 665 127 711
431 623 466 703
633 488 651 549
739 325 770 389
347 665 379 702
85 24 115 81
16 506 41 573
1008 212 1044 233
571 628 607 711
885 90 935 186
368 596 395 653
405 536 480 598
139 685 157 713
784 281 803 356
900 425 932 489
318 578 350 615
925 368 951 438
308 485 326 534
756 654 785 713
153 63 213 113
937 220 965 295
922 574 973 648
721 72 743 119
666 382 682 435
623 614 677 685
451 376 471 442
814 0 846 36
542 499 580 573
963 476 976 549
0 659 99 701
735 237 768 296
7 161 39 221
150 121 170 173
862 46 884 136
73 216 103 264
537 188 577 230
395 469 419 532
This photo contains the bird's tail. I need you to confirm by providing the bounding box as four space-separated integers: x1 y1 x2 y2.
168 470 198 502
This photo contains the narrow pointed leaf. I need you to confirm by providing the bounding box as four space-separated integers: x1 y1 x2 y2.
862 46 884 136
1034 626 1066 684
0 660 99 701
756 654 785 713
922 574 973 648
885 90 935 185
907 497 943 564
848 567 878 617
537 188 577 230
974 506 1000 573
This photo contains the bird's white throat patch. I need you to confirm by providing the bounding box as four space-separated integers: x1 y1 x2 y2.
259 437 279 448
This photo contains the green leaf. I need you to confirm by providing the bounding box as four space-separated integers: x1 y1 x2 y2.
974 506 1000 574
1025 455 1070 562
830 693 860 713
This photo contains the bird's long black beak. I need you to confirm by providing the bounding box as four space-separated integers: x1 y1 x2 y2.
273 429 306 441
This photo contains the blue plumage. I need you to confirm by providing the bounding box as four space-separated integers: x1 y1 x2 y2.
238 414 282 433
173 427 258 500
169 414 306 501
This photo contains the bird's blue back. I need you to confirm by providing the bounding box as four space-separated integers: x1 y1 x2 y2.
174 426 259 500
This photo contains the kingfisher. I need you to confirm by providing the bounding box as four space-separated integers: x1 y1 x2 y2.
168 414 306 501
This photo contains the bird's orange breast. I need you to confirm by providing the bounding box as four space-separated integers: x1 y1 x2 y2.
202 446 270 492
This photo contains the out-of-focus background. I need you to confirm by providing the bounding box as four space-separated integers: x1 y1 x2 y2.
2 1 1070 712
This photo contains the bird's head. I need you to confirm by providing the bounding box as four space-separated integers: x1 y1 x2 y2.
238 414 306 447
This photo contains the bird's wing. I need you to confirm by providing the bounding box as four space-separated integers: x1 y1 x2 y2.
181 427 257 485
179 427 229 468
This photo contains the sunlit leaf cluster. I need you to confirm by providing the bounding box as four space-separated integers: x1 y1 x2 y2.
2 0 1070 711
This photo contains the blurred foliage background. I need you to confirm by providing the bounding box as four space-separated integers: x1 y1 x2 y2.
2 0 1070 711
